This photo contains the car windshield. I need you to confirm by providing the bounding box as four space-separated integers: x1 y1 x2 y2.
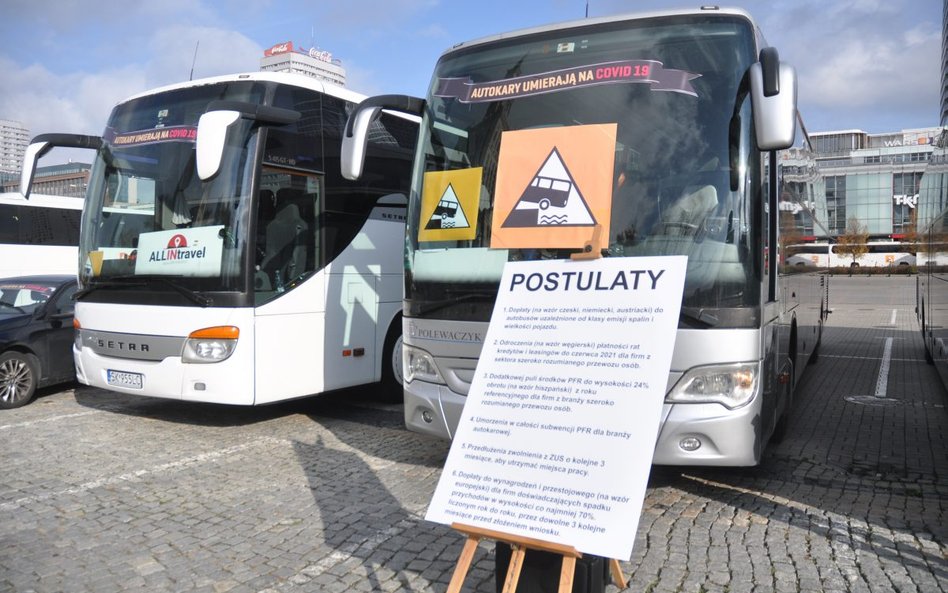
0 281 60 315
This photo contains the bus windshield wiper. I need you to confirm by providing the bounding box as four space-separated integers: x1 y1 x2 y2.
75 275 212 307
74 277 148 301
679 307 718 328
131 275 213 307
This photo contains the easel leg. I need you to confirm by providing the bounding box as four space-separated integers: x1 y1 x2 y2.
609 558 628 589
446 536 481 593
558 555 577 593
501 545 526 593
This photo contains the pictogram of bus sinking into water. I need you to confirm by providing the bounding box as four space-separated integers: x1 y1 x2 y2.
433 198 459 219
521 175 572 209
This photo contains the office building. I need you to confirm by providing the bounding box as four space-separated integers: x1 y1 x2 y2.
942 0 947 126
791 127 943 239
259 41 346 87
0 162 90 198
0 119 29 176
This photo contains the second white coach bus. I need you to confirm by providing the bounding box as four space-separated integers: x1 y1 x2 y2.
342 7 828 465
0 192 82 278
21 72 417 404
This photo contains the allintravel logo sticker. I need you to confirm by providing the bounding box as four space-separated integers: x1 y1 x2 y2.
490 124 616 250
148 234 207 262
418 167 483 242
134 226 225 277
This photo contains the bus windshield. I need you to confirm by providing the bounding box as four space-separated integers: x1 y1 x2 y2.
80 81 266 295
407 15 761 326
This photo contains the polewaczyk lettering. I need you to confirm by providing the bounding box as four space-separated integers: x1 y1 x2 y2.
508 269 665 292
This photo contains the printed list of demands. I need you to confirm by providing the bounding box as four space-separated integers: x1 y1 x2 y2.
481 303 664 427
441 304 665 540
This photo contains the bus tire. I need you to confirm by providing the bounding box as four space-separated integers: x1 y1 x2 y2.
809 321 821 365
922 308 935 365
772 332 796 444
379 322 404 403
0 351 39 409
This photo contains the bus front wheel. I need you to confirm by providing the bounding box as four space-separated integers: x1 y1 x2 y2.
379 325 404 403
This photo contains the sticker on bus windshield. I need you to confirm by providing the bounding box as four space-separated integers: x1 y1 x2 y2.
435 59 699 104
489 124 615 251
105 125 198 147
134 226 224 277
418 167 483 242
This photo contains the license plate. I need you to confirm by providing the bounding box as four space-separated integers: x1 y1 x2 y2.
107 370 143 389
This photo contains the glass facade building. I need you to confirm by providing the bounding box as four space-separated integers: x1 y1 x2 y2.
802 127 943 239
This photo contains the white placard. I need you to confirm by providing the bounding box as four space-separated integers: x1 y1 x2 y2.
425 255 687 560
135 225 224 277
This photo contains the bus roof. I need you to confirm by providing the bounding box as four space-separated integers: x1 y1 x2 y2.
0 191 83 208
438 6 759 59
116 71 368 110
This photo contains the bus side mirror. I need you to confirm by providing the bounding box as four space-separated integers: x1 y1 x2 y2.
196 110 242 182
20 133 102 199
196 101 301 182
749 47 797 151
342 94 424 181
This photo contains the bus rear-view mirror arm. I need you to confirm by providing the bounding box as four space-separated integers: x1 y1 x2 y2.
196 101 301 182
20 133 102 199
749 47 797 151
342 94 425 181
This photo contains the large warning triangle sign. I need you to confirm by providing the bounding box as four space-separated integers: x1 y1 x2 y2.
501 147 595 228
490 124 616 250
419 167 482 242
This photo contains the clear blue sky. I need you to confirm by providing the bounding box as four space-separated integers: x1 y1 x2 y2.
0 0 942 164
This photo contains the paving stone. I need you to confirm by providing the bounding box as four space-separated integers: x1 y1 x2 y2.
0 277 945 593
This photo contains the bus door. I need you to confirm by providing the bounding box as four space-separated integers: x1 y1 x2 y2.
253 169 327 403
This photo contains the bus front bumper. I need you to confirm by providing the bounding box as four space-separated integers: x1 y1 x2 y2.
652 400 762 466
404 379 464 440
73 345 255 405
403 378 763 466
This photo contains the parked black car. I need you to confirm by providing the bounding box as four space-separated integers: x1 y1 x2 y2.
0 275 78 409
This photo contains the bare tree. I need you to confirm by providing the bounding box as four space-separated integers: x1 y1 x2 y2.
834 217 869 267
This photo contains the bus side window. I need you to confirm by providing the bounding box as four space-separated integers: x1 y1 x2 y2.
259 187 314 290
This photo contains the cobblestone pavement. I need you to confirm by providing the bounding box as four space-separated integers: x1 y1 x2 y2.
1 276 945 593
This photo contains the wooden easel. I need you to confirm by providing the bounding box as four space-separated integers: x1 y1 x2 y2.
446 523 627 593
448 227 628 592
571 224 604 261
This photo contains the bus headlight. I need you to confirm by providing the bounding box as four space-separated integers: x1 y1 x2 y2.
665 362 759 409
183 326 239 364
403 344 444 384
73 318 82 350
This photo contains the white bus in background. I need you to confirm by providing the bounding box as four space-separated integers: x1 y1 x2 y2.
20 71 417 405
342 7 828 466
0 192 82 278
784 242 831 268
829 241 915 268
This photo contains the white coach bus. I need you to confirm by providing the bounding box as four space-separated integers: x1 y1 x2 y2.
0 192 82 278
20 72 417 404
342 7 827 465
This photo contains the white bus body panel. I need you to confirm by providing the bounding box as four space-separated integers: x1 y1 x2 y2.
0 245 77 278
